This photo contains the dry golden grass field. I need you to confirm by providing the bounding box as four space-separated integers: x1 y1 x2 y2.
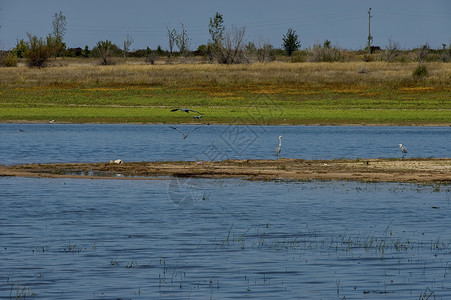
0 59 450 125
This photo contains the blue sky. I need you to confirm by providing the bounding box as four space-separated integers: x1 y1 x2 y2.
0 0 449 51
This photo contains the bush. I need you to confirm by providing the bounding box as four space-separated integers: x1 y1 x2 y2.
412 65 428 79
1 52 18 67
92 40 120 65
308 40 343 62
25 33 52 68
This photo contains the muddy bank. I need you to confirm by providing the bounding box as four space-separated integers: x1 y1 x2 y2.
1 158 450 183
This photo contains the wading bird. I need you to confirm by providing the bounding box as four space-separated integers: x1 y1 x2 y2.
171 108 203 115
398 143 408 158
169 126 200 140
275 135 283 159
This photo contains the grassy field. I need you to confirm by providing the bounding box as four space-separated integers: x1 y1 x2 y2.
0 59 450 125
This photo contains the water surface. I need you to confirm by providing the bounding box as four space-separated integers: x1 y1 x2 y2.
1 177 450 299
1 123 449 165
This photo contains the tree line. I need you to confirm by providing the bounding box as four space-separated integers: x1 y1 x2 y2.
1 11 450 68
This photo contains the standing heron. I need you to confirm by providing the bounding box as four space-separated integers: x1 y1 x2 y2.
398 143 408 158
275 135 283 159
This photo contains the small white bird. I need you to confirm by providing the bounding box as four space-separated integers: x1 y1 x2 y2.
398 143 408 158
109 159 123 164
275 135 283 159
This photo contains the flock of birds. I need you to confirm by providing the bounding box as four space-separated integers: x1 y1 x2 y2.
169 107 410 160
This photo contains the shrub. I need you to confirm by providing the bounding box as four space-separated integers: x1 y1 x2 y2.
25 33 52 68
308 40 343 62
13 39 29 58
412 65 428 79
385 38 401 63
1 52 18 67
362 54 374 62
93 40 119 65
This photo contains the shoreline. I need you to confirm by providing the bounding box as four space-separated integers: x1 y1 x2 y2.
2 121 451 127
1 158 450 184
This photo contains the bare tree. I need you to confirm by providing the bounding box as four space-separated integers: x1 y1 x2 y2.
417 43 429 64
51 11 67 57
255 37 274 62
123 34 134 58
213 26 247 64
52 11 66 40
385 38 401 63
165 24 177 58
175 23 191 57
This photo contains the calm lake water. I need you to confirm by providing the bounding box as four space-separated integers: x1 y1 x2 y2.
0 123 450 164
1 124 450 299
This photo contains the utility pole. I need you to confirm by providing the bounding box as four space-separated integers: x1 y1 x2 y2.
367 8 373 54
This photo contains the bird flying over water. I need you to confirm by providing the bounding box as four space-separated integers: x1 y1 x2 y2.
171 108 203 115
398 143 408 158
169 126 200 140
275 135 283 159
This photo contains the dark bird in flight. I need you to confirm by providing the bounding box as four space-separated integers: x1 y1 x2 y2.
169 126 200 140
171 108 203 115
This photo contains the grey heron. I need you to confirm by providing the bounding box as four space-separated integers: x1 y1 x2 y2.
275 135 283 159
398 143 408 158
169 126 200 140
171 108 203 115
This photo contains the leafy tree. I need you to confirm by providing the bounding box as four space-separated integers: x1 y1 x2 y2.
46 34 65 58
156 45 164 56
82 45 90 58
13 39 29 58
282 28 300 56
94 40 119 65
209 12 224 44
207 12 225 62
25 33 53 68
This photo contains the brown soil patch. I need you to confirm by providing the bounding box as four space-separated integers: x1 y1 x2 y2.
1 158 450 183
